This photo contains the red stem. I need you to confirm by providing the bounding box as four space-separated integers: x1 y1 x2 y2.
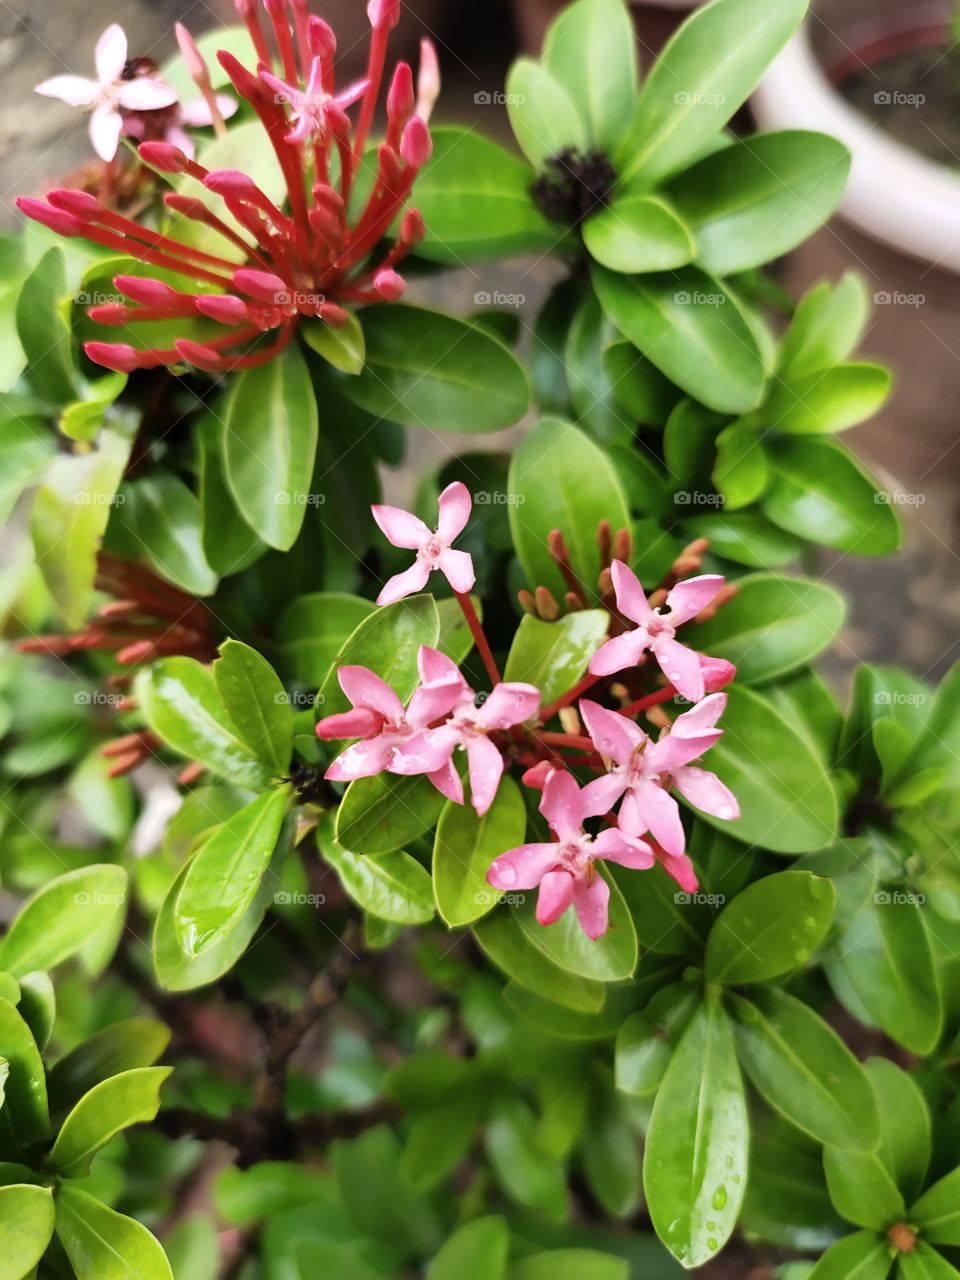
539 671 604 723
620 685 676 717
455 592 500 686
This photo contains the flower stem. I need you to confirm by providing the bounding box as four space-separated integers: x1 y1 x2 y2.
539 670 603 723
534 731 597 752
620 685 676 717
455 591 501 686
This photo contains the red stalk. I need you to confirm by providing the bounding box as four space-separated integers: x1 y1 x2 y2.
454 591 501 687
539 671 604 723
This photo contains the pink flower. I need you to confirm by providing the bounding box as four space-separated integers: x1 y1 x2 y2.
589 561 725 703
488 770 654 939
260 58 369 146
316 647 463 788
392 673 541 816
372 482 475 606
123 94 239 160
35 24 178 161
579 695 739 862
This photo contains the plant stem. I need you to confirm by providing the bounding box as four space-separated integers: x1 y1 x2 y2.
620 685 676 717
455 591 501 685
539 671 603 722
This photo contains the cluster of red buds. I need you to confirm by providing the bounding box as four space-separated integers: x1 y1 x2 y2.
17 0 437 375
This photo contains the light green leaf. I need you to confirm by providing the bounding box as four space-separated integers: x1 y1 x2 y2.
0 1184 55 1280
427 1216 508 1280
712 419 768 510
506 58 586 167
514 874 638 982
473 908 606 1012
46 1020 170 1115
433 776 526 927
336 772 447 856
16 247 77 403
823 1146 904 1230
509 1252 629 1280
55 1185 173 1280
115 472 217 597
213 640 292 776
301 311 365 375
503 611 609 710
0 1000 47 1146
865 1058 931 1205
278 592 375 688
898 1242 960 1280
911 1167 960 1246
50 1067 172 1177
705 871 834 983
767 363 892 434
0 865 127 978
779 273 870 379
543 0 638 148
584 193 695 273
807 1231 894 1280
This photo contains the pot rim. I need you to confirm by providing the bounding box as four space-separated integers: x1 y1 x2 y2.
752 24 960 273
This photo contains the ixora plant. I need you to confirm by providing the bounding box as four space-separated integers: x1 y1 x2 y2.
2 0 960 1275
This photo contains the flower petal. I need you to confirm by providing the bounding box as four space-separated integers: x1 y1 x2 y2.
701 654 736 693
325 736 395 781
588 630 646 678
428 757 464 805
466 734 504 816
622 780 686 857
417 645 464 687
488 843 561 891
117 78 179 111
656 848 699 895
338 665 405 723
611 560 651 625
573 870 610 939
580 768 630 816
537 869 576 925
35 75 98 106
650 634 705 703
647 728 721 774
376 559 431 606
674 692 728 736
539 768 588 840
89 103 123 161
333 76 372 111
315 707 383 741
594 828 656 870
390 725 458 775
579 699 645 766
371 503 431 549
478 682 540 730
666 574 725 625
673 765 740 822
406 678 464 729
436 480 472 542
438 548 475 595
95 23 128 84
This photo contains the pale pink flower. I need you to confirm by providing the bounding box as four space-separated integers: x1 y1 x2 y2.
35 25 178 161
316 647 463 788
372 482 475 606
259 58 369 146
122 95 239 160
392 674 540 816
579 695 739 864
488 769 654 939
589 560 725 703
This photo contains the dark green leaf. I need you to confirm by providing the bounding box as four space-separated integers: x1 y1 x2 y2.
865 1058 931 1205
823 1146 904 1230
278 592 375 688
116 472 217 597
433 776 526 927
213 640 292 775
318 819 434 925
473 908 606 1012
46 1020 170 1115
705 871 835 984
514 875 638 982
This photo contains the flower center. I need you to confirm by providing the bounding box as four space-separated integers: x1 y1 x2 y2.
418 534 446 567
531 148 619 226
557 835 591 872
645 611 675 641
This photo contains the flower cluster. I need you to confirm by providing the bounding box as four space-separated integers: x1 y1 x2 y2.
18 0 437 374
315 482 740 940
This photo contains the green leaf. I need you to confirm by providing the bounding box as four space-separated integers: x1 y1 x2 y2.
332 1125 439 1254
16 247 77 403
584 193 696 273
318 819 434 925
729 988 878 1150
779 273 870 379
705 871 834 983
0 419 56 526
68 749 134 843
592 265 765 414
222 342 318 551
485 1097 568 1219
827 895 942 1054
0 1184 55 1280
767 363 892 434
0 999 47 1146
604 340 680 426
712 420 768 510
680 510 802 568
213 640 292 776
899 1243 960 1280
506 58 586 167
472 908 606 1012
427 1217 508 1280
514 872 638 983
807 1231 894 1280
581 1084 642 1218
342 305 531 431
114 472 217 597
415 127 557 263
503 611 609 710
55 1185 173 1280
668 131 850 273
644 996 748 1267
278 592 375 688
301 311 365 375
508 417 631 598
16 973 55 1054
911 1167 960 1245
764 437 901 555
433 776 526 927
865 1058 930 1205
50 1067 172 1177
135 656 270 789
31 425 133 628
46 1020 170 1115
175 789 289 956
508 1252 629 1280
0 865 127 978
616 987 701 1096
693 573 846 684
697 685 839 853
616 0 807 184
402 1094 481 1191
565 293 634 446
543 0 638 148
196 413 265 579
336 772 447 856
823 1146 904 1230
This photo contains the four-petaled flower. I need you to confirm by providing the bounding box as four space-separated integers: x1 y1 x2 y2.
259 59 369 146
590 560 725 703
579 695 739 892
488 769 655 939
35 24 178 161
372 481 475 606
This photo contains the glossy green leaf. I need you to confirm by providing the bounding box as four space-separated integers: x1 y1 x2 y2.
46 1019 170 1115
426 1217 508 1280
16 973 55 1054
508 1253 629 1280
16 247 77 403
301 311 365 375
135 656 270 789
823 1146 904 1230
616 988 701 1096
278 592 375 688
808 1231 894 1280
222 342 318 550
514 872 638 983
705 871 834 983
336 772 447 856
729 988 878 1150
911 1167 960 1245
55 1185 173 1280
318 820 434 925
644 996 748 1267
593 265 764 414
543 0 638 146
50 1067 172 1177
115 472 217 597
898 1243 960 1280
503 611 609 710
767 363 892 434
865 1058 931 1204
0 999 47 1145
197 414 265 578
0 1184 55 1280
779 273 870 379
507 57 586 166
712 419 768 510
693 573 846 684
668 131 850 273
508 416 631 598
213 640 292 775
764 437 901 555
584 193 695 273
616 0 807 184
433 776 526 927
342 305 531 431
0 865 127 978
565 293 634 446
415 128 557 262
472 908 606 1012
